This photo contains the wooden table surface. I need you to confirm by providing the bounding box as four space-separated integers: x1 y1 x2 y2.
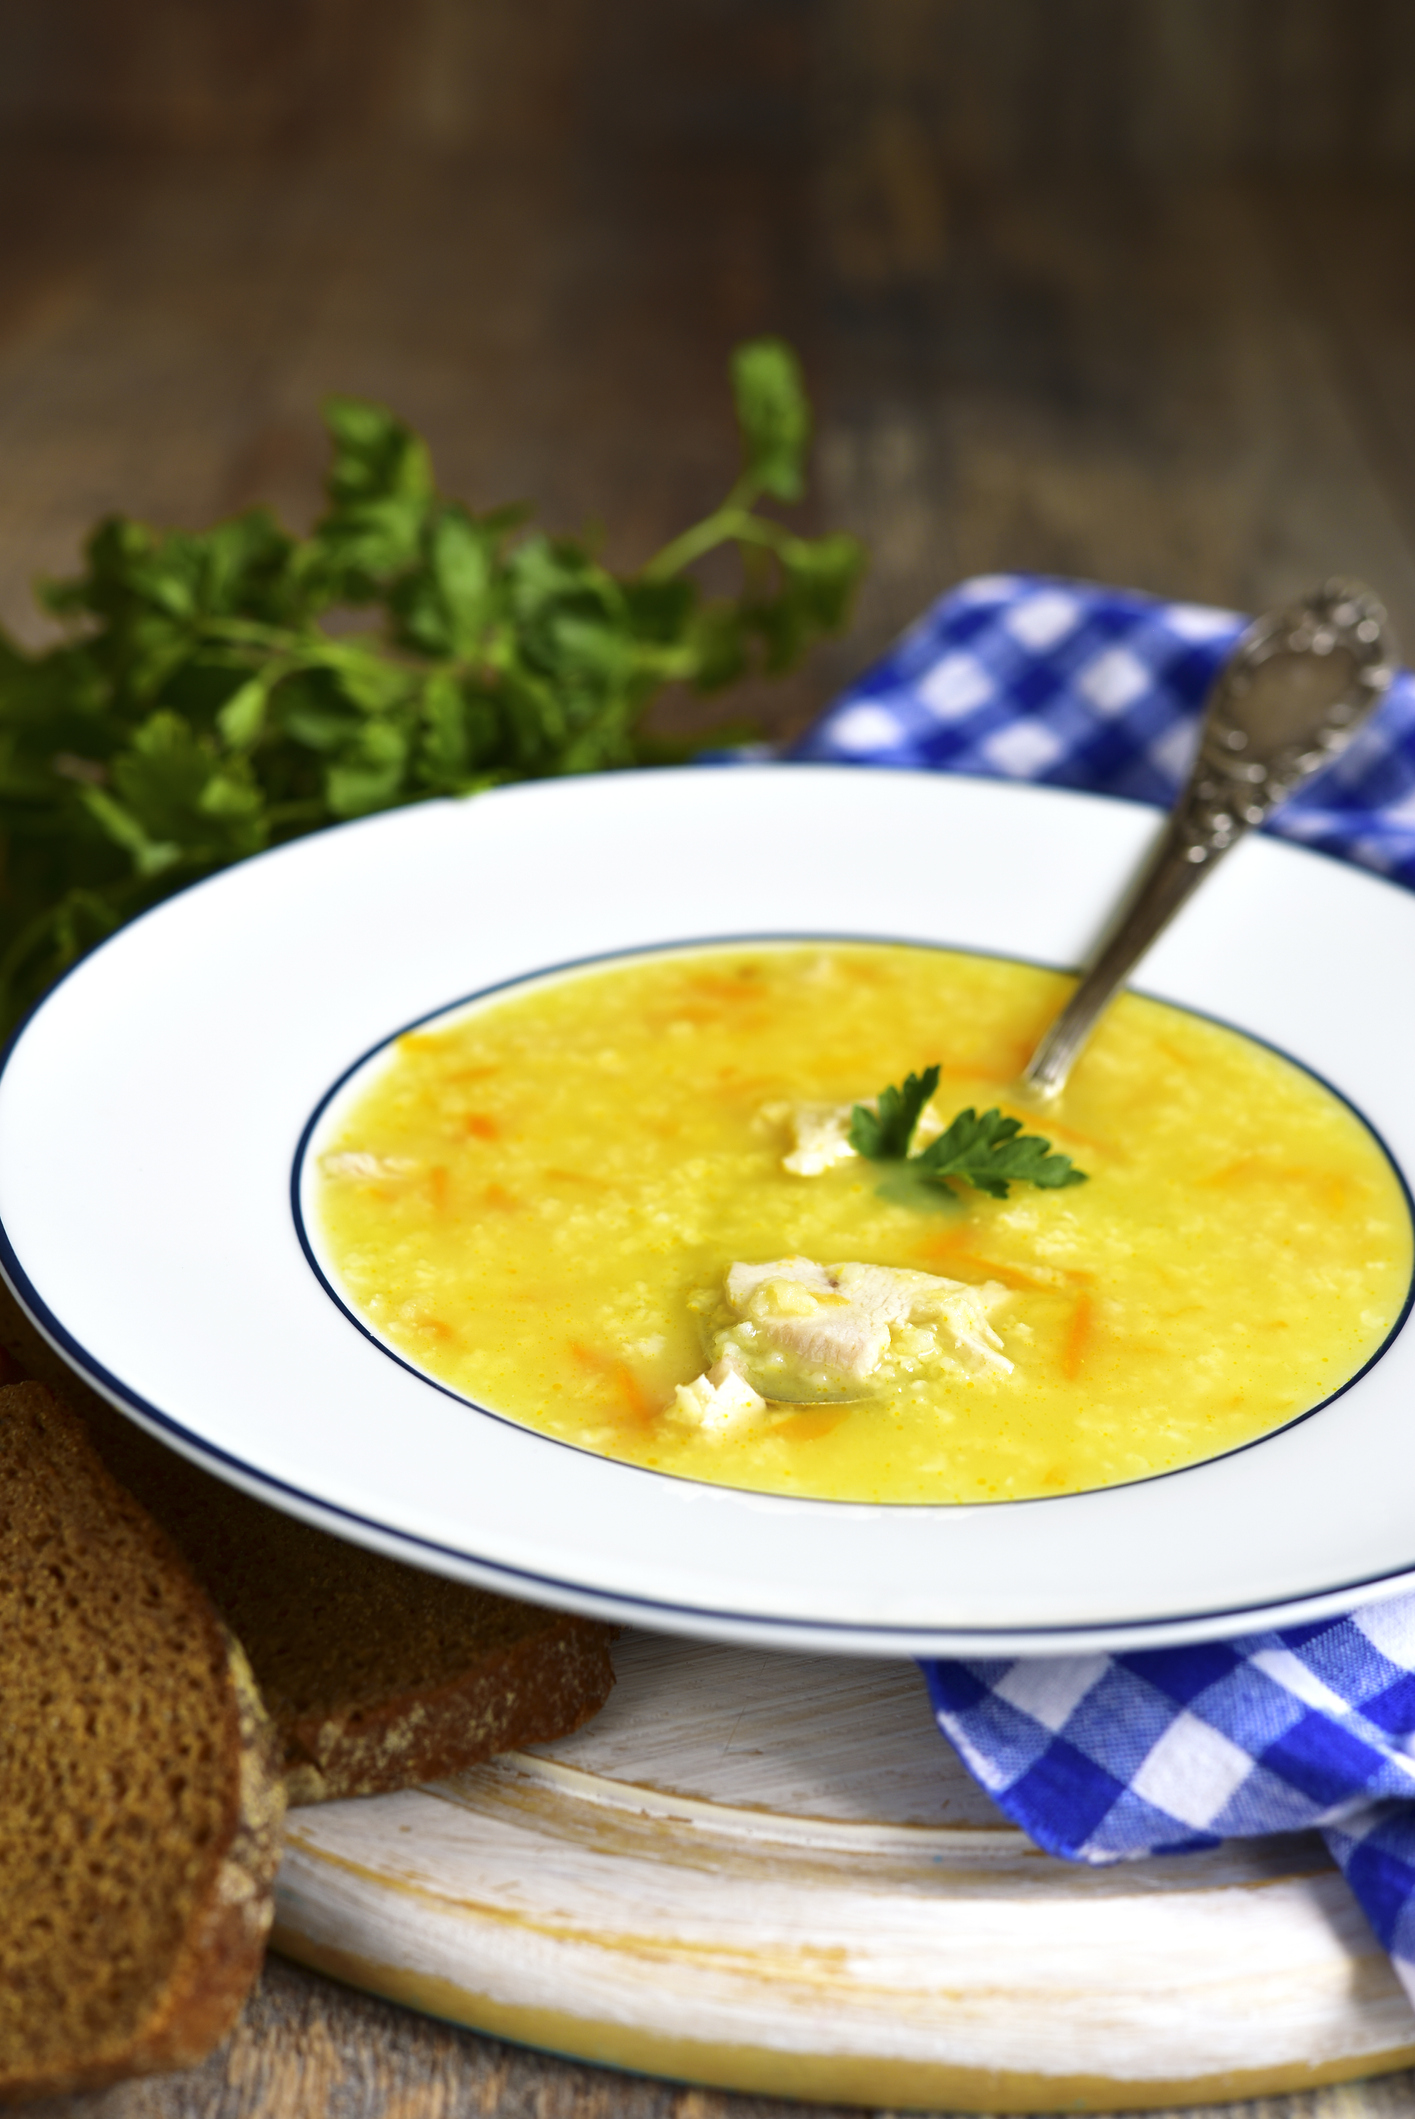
6 15 1415 2105
2 141 1414 735
15 1950 1415 2119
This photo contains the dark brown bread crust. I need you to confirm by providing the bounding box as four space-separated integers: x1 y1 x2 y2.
0 1383 284 2102
281 1612 614 1802
0 1285 615 1805
86 1637 286 2084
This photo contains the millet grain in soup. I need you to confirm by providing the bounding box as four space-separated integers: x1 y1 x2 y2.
316 944 1412 1503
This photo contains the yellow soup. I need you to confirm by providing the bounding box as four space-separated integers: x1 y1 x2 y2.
315 943 1412 1503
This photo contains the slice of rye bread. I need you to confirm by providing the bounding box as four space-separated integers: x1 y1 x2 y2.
0 1381 285 2103
0 1286 616 1803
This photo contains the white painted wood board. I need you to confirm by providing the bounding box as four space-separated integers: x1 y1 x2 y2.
271 1631 1415 2111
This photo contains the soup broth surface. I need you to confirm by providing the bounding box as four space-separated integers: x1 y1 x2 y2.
315 944 1411 1503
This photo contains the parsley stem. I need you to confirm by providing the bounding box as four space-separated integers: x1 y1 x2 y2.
639 489 786 582
0 344 864 1035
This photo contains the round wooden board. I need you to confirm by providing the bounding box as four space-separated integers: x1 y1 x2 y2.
272 1631 1415 2112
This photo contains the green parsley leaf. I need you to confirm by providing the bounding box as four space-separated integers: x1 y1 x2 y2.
323 396 434 510
850 1075 1088 1202
729 338 810 503
913 1107 1088 1199
0 338 865 1034
849 1065 940 1160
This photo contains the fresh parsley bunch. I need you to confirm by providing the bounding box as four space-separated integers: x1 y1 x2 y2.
0 339 863 1033
850 1066 1087 1200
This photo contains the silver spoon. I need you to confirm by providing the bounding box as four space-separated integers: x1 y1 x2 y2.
715 1350 876 1408
1022 578 1400 1101
762 1383 873 1408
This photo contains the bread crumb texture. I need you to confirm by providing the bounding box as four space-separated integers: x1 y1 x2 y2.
0 1383 284 2102
0 1285 616 1805
76 1440 620 1802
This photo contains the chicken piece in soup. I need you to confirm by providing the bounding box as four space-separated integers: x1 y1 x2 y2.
315 943 1412 1504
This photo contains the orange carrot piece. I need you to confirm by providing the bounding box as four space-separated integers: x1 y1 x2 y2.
1062 1293 1096 1381
774 1407 850 1443
569 1343 657 1427
912 1234 1091 1292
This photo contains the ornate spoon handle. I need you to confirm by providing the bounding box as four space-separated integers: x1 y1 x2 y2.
1022 579 1400 1100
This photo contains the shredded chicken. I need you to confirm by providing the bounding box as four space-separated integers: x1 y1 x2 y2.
767 1098 945 1177
779 1103 858 1176
674 1255 1013 1432
673 1354 767 1434
321 1151 419 1179
725 1257 1012 1379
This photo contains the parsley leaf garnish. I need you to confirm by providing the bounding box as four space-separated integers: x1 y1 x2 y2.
850 1073 1088 1201
848 1065 939 1159
0 338 864 1036
913 1107 1087 1199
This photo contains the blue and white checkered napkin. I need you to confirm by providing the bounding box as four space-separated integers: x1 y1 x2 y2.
791 573 1415 1995
923 1617 1415 2004
788 572 1415 887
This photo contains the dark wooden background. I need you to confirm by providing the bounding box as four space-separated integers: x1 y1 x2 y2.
2 0 1415 739
8 5 1415 2112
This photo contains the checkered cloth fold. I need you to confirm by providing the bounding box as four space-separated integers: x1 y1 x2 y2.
788 572 1415 887
922 1616 1415 2004
790 573 1415 1997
